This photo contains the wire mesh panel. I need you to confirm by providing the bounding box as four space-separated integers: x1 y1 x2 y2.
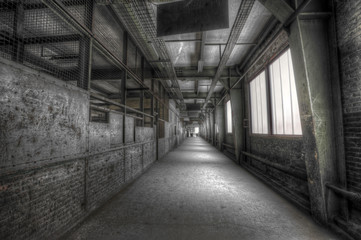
60 0 87 26
0 9 15 60
127 38 136 71
89 47 125 120
126 75 143 126
91 46 123 101
0 0 88 82
93 4 124 62
144 91 153 127
0 0 158 126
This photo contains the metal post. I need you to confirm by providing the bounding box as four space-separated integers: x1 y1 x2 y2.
77 0 94 90
122 31 128 143
141 56 145 127
12 0 25 63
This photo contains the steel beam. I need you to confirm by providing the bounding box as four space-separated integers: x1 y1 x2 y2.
215 105 225 150
0 0 85 11
0 32 81 47
77 0 94 90
288 4 340 223
11 0 24 63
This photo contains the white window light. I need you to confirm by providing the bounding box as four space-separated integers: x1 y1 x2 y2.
250 71 268 134
269 49 302 135
226 100 232 133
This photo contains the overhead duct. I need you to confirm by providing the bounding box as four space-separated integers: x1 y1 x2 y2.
156 0 229 36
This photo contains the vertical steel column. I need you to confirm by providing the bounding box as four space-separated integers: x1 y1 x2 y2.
230 88 244 164
122 31 128 143
77 0 94 90
140 56 145 127
155 81 160 160
288 3 339 223
151 78 155 127
12 0 24 63
215 104 225 151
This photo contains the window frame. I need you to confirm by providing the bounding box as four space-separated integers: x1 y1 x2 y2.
248 47 302 138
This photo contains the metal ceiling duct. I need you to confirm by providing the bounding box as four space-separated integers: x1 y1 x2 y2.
110 0 185 109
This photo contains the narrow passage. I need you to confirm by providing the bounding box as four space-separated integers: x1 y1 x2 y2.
66 137 340 240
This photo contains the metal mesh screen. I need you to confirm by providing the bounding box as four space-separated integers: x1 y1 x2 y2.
0 0 159 126
93 4 124 61
91 46 122 98
0 1 87 82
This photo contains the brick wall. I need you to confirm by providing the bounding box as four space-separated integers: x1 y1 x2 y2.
336 0 361 218
0 160 85 239
0 58 183 240
248 136 309 211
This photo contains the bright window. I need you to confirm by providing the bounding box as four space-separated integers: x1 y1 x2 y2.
249 49 302 136
269 49 302 135
226 100 232 133
250 71 268 134
194 127 199 134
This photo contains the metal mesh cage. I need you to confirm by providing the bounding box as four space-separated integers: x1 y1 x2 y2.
0 0 158 127
93 4 124 63
91 46 123 99
0 0 88 82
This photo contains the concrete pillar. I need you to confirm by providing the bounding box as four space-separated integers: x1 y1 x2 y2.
215 105 225 151
288 2 338 223
230 88 244 164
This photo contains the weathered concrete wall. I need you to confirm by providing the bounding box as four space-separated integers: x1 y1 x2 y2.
125 116 134 143
0 59 160 240
0 60 88 166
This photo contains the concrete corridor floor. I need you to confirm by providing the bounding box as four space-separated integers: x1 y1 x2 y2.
66 137 341 240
